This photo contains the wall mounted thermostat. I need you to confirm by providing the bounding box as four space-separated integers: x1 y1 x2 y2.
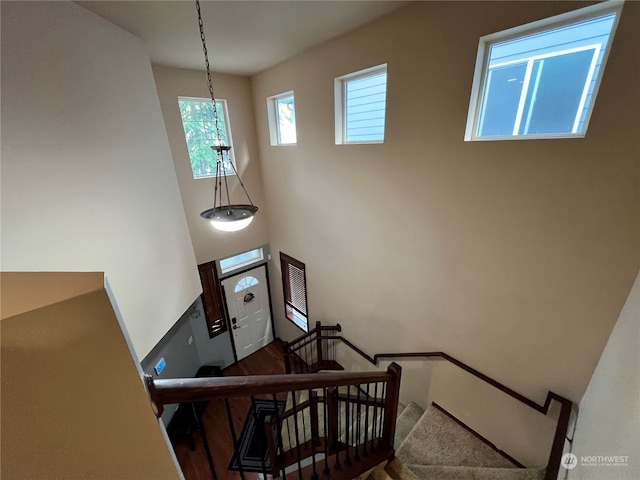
155 357 166 375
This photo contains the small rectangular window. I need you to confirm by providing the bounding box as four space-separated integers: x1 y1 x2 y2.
267 91 297 145
178 96 235 178
465 1 622 141
280 252 308 332
219 248 264 275
335 64 387 144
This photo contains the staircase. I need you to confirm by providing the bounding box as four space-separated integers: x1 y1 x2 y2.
363 402 546 480
147 321 572 480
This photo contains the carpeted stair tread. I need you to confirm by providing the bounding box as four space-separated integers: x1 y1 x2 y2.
385 458 420 480
394 402 425 450
404 464 546 480
396 405 516 468
368 464 394 480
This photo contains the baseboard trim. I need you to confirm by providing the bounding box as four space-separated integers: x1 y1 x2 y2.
431 402 526 468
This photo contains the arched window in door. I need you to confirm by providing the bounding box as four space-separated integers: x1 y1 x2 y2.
234 275 259 293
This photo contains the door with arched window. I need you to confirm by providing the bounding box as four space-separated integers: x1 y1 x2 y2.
222 265 273 360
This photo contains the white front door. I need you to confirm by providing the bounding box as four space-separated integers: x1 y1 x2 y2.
222 265 273 361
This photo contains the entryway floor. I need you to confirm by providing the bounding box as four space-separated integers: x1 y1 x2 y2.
171 339 286 480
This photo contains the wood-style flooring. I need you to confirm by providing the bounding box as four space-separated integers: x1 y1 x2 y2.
171 339 286 480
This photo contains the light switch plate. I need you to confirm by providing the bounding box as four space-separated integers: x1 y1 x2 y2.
154 357 166 375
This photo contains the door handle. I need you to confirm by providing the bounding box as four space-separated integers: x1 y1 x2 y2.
232 317 237 329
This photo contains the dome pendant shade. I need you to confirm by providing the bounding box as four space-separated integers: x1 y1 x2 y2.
201 205 259 232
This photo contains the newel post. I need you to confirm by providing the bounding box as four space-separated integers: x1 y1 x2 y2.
382 363 402 450
315 321 323 366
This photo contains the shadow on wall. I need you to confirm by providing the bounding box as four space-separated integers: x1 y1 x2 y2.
141 296 235 424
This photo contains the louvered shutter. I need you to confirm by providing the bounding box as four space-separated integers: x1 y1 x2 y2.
288 262 307 316
280 253 308 331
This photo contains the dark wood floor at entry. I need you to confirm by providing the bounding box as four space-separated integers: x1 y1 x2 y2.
172 339 286 480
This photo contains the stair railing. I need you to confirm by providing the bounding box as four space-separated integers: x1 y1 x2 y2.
283 321 342 374
298 322 573 480
146 363 401 480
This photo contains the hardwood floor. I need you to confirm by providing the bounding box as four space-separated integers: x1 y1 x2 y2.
171 339 286 480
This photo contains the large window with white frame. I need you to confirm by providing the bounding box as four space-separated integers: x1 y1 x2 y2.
335 64 388 144
178 96 235 178
465 1 622 141
267 91 297 145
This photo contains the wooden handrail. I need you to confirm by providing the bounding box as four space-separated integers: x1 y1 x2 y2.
319 323 342 332
286 322 342 351
338 337 376 364
150 371 391 406
287 334 317 352
287 326 318 347
376 352 547 412
278 399 312 421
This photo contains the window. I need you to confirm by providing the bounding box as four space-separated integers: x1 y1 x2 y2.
178 97 235 178
219 248 265 275
234 276 259 293
335 64 387 144
465 1 622 140
280 252 308 332
267 92 297 145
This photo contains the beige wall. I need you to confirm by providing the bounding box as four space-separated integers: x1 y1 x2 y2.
0 1 201 358
252 0 639 413
1 273 180 479
152 65 269 265
566 271 639 479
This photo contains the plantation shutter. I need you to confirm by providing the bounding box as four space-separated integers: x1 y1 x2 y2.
280 253 308 318
288 262 307 316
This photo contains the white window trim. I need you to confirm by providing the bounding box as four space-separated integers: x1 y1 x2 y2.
178 96 237 176
335 63 387 145
464 0 624 141
267 91 297 146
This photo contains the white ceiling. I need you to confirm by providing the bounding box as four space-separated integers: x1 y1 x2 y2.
77 0 406 76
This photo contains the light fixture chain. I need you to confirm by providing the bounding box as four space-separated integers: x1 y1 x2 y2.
195 0 223 144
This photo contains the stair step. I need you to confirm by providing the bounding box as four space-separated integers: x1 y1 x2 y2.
404 464 546 480
394 402 425 450
368 464 394 480
396 405 516 468
385 458 420 480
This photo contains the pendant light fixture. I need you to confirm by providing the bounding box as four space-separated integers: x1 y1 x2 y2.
195 0 258 232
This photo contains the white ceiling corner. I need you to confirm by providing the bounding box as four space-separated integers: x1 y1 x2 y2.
76 0 407 76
